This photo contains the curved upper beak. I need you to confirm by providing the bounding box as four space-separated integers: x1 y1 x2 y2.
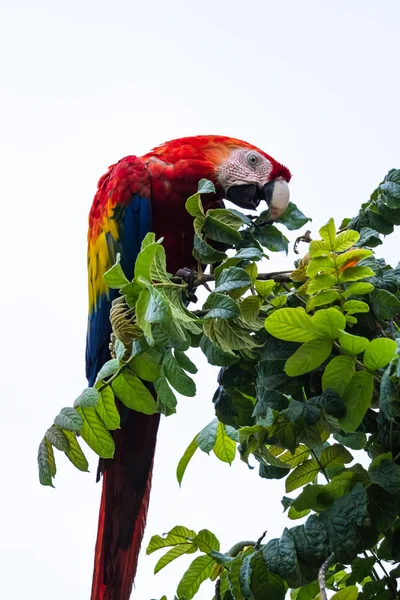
225 177 290 222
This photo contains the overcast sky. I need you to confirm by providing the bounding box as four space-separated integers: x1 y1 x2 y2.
1 1 399 599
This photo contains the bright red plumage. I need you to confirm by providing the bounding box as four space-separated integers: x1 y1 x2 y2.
87 135 291 600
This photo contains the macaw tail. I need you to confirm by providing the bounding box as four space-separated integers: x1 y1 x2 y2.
91 410 160 600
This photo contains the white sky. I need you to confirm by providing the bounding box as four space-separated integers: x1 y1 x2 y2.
1 1 399 598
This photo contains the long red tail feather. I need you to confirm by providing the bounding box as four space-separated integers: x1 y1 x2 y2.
91 410 160 600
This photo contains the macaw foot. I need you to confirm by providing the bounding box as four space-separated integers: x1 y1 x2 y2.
174 267 198 303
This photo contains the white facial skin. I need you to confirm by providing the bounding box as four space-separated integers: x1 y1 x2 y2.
217 149 289 220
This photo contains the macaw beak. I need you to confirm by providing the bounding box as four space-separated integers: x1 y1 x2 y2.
225 177 290 221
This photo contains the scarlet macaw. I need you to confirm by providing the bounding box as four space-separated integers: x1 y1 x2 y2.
87 135 291 599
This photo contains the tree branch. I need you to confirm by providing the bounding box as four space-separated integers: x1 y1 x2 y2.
193 271 293 288
318 553 335 600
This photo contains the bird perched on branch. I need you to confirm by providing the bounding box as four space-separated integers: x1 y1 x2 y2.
87 135 291 599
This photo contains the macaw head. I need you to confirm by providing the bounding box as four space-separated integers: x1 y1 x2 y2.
146 135 291 221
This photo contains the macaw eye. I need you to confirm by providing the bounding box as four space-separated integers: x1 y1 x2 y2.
247 153 259 167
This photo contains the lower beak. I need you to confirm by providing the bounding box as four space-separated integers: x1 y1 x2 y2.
262 178 290 222
225 179 290 221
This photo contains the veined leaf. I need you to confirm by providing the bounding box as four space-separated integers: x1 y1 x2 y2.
77 407 115 458
338 330 369 356
343 282 375 297
54 407 84 432
306 290 340 311
130 352 161 381
197 418 218 453
333 230 360 252
319 218 336 248
64 430 89 472
203 214 242 244
203 292 240 319
264 307 322 343
96 387 120 430
214 267 252 293
155 376 177 409
320 444 353 468
322 355 356 396
340 371 374 432
177 435 198 485
95 358 120 383
186 192 205 218
112 371 158 414
154 543 197 574
213 422 236 464
285 459 321 492
254 279 276 297
38 437 55 487
343 300 369 315
103 253 130 288
311 307 346 339
176 554 215 600
306 255 335 276
192 529 220 553
147 525 197 554
339 266 375 282
45 425 70 452
309 239 331 257
284 338 332 376
277 201 310 230
73 387 100 408
174 351 198 374
331 586 359 600
307 273 337 295
363 338 397 371
336 248 372 269
163 349 196 396
199 335 239 366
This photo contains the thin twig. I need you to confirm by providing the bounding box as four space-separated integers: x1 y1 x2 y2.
318 553 335 600
192 271 293 288
215 578 221 600
255 530 267 550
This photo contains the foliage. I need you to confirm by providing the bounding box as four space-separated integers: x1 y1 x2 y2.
39 173 400 599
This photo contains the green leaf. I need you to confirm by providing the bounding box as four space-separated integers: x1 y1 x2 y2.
254 224 289 253
146 525 196 554
77 407 115 458
186 192 205 218
331 586 359 600
130 353 161 381
347 556 376 585
307 273 337 295
262 529 302 588
73 387 100 408
140 232 156 249
333 230 360 252
363 338 397 371
214 267 252 293
340 371 374 432
199 335 239 366
197 418 218 453
338 330 369 356
306 255 335 277
277 202 311 230
203 293 240 319
154 543 197 574
369 459 400 495
162 349 196 396
333 431 366 450
174 351 197 374
198 178 216 195
145 287 170 323
38 438 55 486
336 248 372 269
112 371 158 414
54 407 84 432
355 227 382 248
339 266 375 282
203 214 242 244
343 300 369 315
284 338 332 376
322 355 356 396
95 358 120 383
309 239 331 257
312 307 346 339
192 529 220 553
114 339 126 361
241 550 286 600
63 430 89 472
176 435 198 485
213 422 236 464
307 290 340 311
342 282 375 297
367 484 399 531
235 246 263 260
208 208 246 228
240 296 262 324
254 279 276 297
319 218 336 248
277 445 310 467
176 554 215 600
203 318 258 352
285 459 321 492
320 444 353 468
45 425 70 451
103 253 130 288
372 288 400 320
155 376 177 409
95 387 120 430
264 307 322 343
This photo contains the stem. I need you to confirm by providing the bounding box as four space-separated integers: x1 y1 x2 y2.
368 549 397 594
226 540 256 557
192 271 292 288
310 449 330 483
318 553 335 600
